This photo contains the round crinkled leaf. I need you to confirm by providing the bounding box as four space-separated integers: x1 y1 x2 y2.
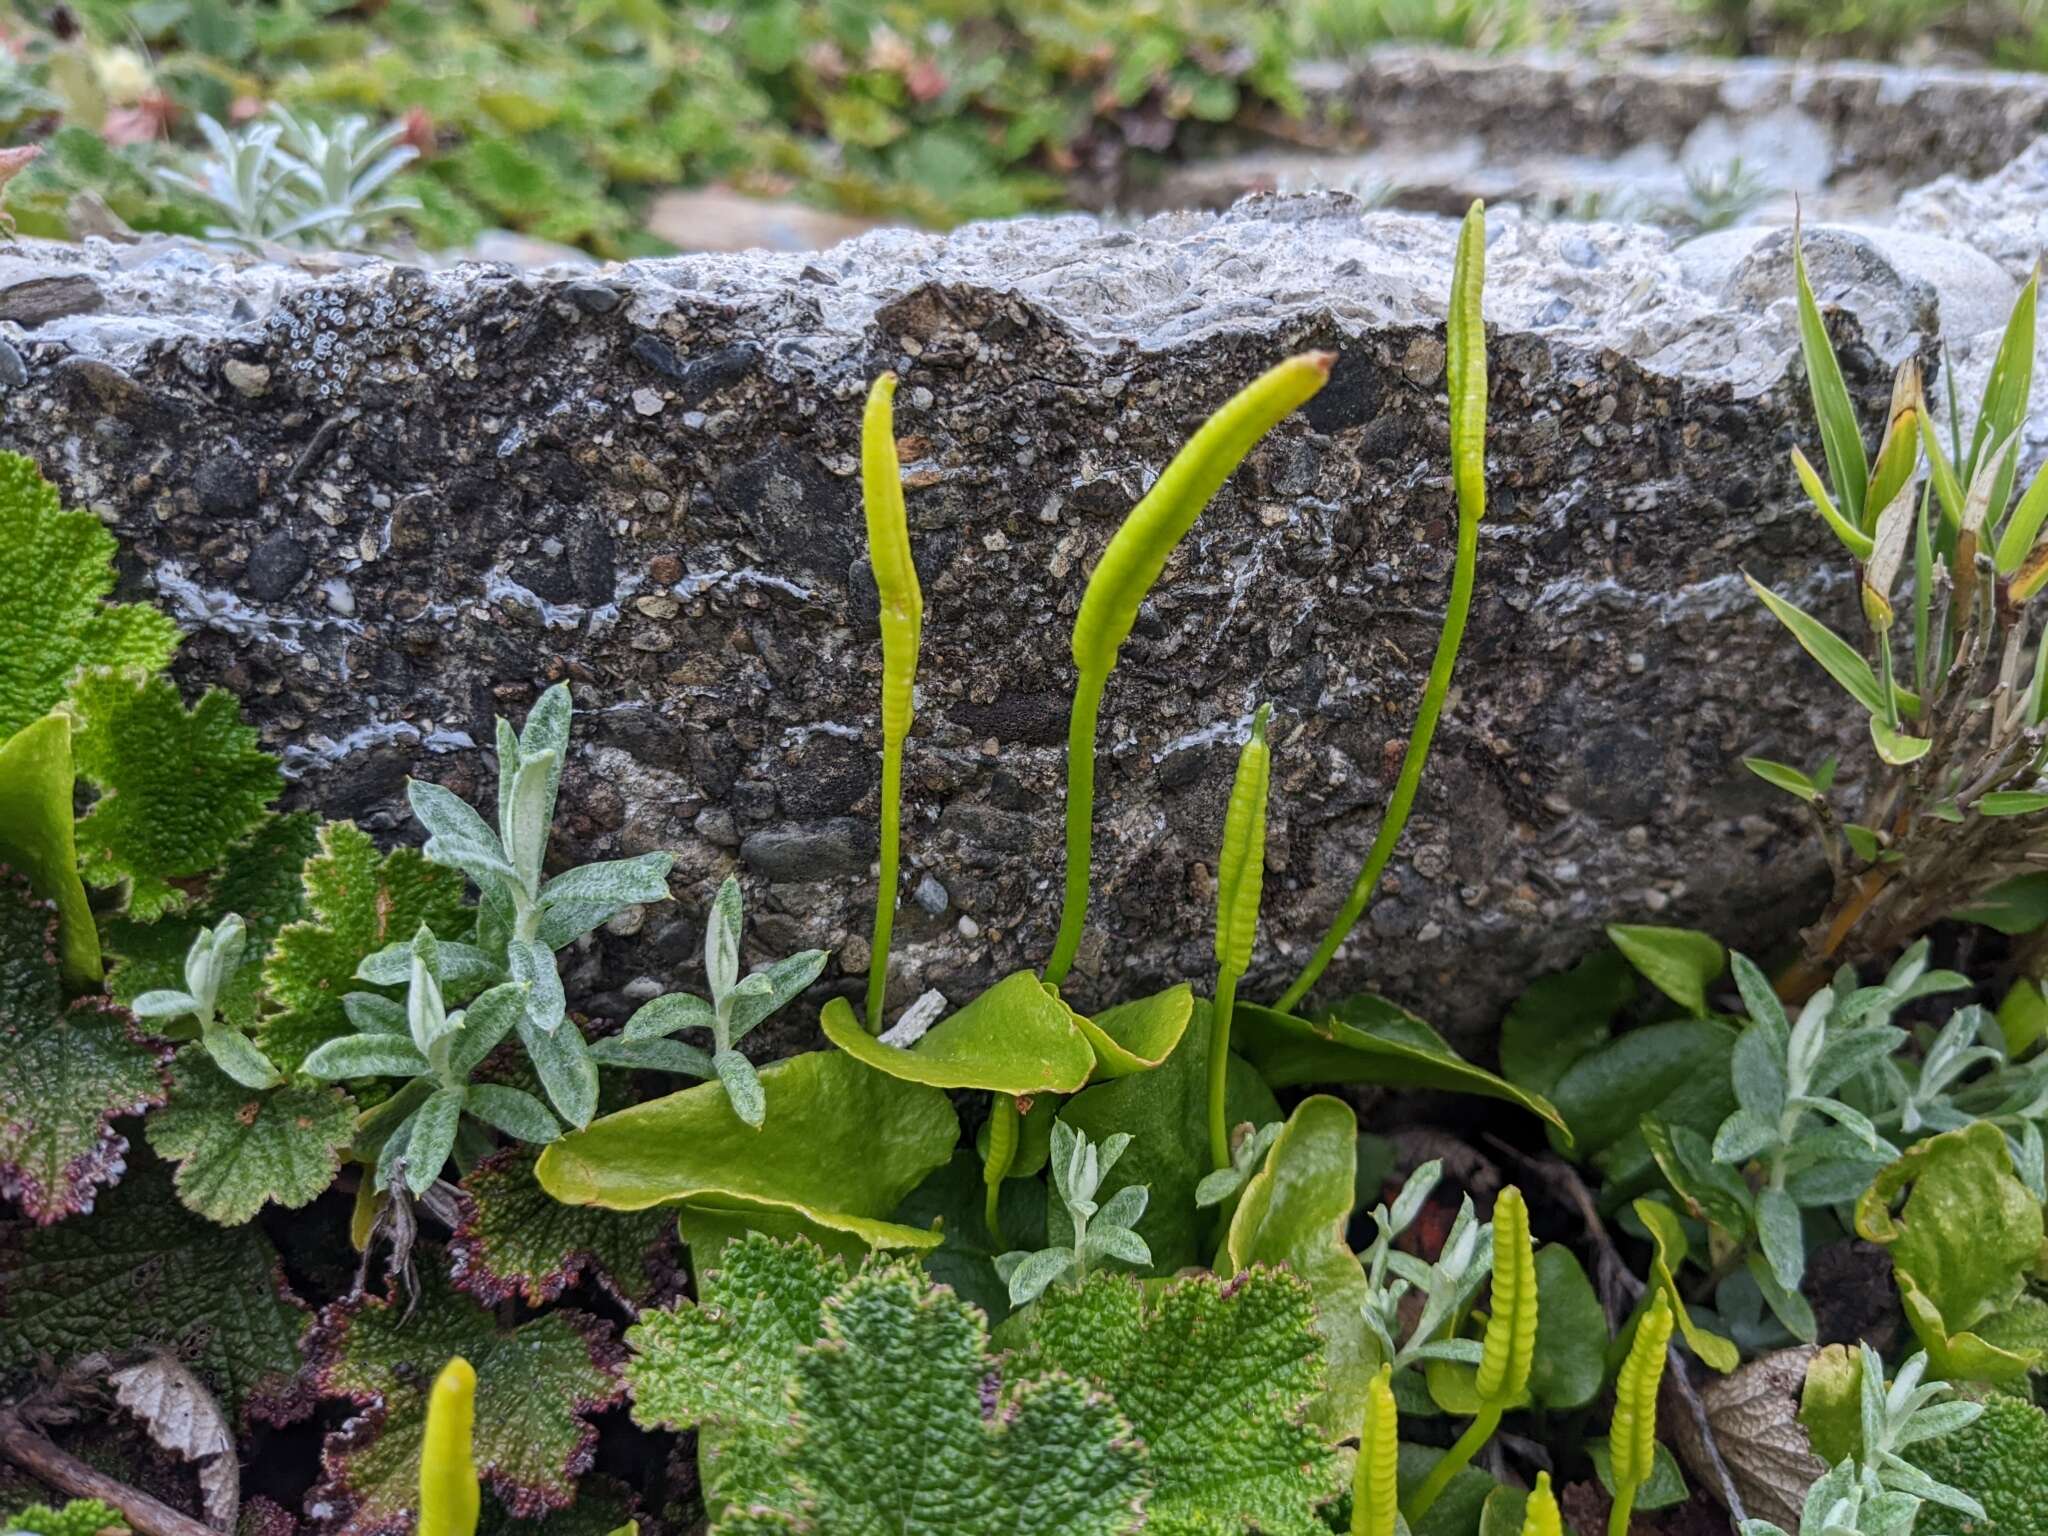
819 971 1095 1094
1232 995 1568 1139
69 670 281 922
0 450 180 744
106 812 319 1032
535 1049 957 1252
1009 1268 1339 1534
716 1258 1149 1536
0 1159 312 1427
1908 1391 2048 1536
450 1144 676 1308
309 1258 624 1535
0 869 171 1222
142 1048 355 1226
258 821 472 1073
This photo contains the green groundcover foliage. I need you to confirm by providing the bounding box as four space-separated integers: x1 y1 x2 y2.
2 196 2046 1536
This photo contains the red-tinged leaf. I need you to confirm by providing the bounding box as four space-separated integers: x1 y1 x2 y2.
0 866 171 1223
449 1144 678 1309
308 1256 624 1534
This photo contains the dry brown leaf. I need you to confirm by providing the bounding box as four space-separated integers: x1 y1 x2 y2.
1667 1346 1826 1530
109 1354 240 1530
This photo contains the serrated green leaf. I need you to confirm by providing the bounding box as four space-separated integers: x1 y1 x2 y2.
1905 1391 2048 1536
1855 1123 2045 1383
260 822 472 1073
712 1259 1148 1536
0 871 170 1223
105 812 319 1032
0 1158 310 1425
0 452 180 743
1009 1268 1340 1535
624 1232 848 1516
310 1259 623 1536
1 1500 128 1536
1224 1095 1371 1441
142 1048 354 1225
0 715 97 988
450 1144 673 1308
69 670 281 921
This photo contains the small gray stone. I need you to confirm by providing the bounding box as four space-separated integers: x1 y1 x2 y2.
222 359 271 397
694 807 739 848
912 874 949 916
0 273 103 328
0 338 23 390
244 533 309 600
562 281 622 315
194 454 259 517
741 820 876 882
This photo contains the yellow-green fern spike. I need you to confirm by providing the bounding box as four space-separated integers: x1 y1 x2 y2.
1406 1182 1539 1524
1609 1291 1675 1536
1282 201 1489 1012
420 1356 480 1536
1044 352 1332 987
1519 1472 1562 1536
1352 1363 1399 1536
1475 1186 1538 1406
1209 703 1272 1169
861 372 923 1033
982 1092 1020 1251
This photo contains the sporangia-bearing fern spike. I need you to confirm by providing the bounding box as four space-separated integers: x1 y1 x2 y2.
860 370 922 1034
1609 1291 1675 1536
1520 1472 1562 1536
1351 1362 1399 1536
419 1357 480 1536
1043 351 1333 986
1209 702 1272 1170
1405 1181 1536 1523
1280 198 1489 1012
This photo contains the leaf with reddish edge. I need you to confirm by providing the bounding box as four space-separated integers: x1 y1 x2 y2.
449 1144 678 1308
0 1158 314 1428
0 866 171 1222
307 1254 624 1535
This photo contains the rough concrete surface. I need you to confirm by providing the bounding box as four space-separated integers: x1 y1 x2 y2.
1 159 2039 1048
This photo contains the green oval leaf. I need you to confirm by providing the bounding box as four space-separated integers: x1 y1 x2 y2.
1606 924 1725 1017
535 1049 958 1253
1233 994 1568 1141
1067 982 1192 1078
820 971 1096 1094
1225 1094 1371 1440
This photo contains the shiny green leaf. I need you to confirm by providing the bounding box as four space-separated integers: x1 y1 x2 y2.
0 714 97 988
1233 995 1567 1139
819 970 1096 1094
1068 982 1192 1078
1606 924 1724 1017
535 1049 958 1253
1224 1095 1371 1439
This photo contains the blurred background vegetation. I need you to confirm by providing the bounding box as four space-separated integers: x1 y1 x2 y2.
0 0 2043 259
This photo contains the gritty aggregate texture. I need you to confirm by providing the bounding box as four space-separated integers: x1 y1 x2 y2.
2 175 2039 1047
